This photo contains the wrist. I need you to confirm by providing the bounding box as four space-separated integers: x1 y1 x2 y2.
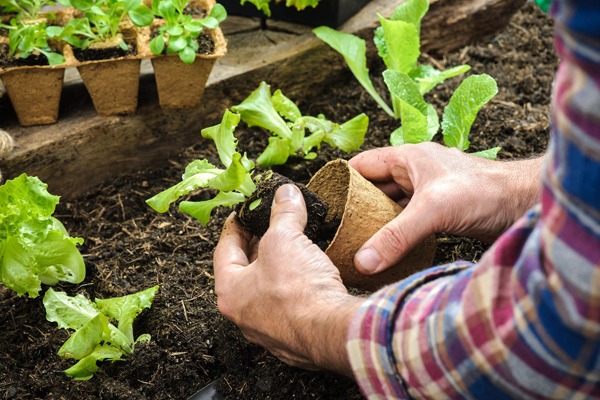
292 292 364 376
500 156 544 220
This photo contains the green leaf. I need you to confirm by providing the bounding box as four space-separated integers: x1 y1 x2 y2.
168 35 187 53
201 16 219 30
119 40 129 51
256 136 293 167
43 288 100 330
313 26 394 117
249 198 261 211
146 160 224 213
150 35 165 55
96 286 159 344
383 69 429 116
179 191 246 225
409 64 471 94
470 147 501 159
46 26 63 37
232 82 294 141
323 113 369 151
167 25 184 36
201 110 242 167
157 0 178 22
390 0 429 33
207 153 247 192
241 0 272 16
271 89 302 121
64 344 124 381
442 74 498 151
0 174 85 298
209 3 227 22
128 5 153 27
43 51 66 66
58 314 110 360
179 45 196 64
285 0 319 10
376 15 419 74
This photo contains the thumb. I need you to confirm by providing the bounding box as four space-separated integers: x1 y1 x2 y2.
269 184 307 233
354 198 435 275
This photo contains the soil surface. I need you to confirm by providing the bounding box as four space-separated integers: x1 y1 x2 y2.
0 42 58 68
0 4 556 400
73 40 137 62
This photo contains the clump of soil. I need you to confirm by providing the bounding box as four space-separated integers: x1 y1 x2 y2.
236 172 336 250
73 40 136 62
183 4 208 18
0 4 557 400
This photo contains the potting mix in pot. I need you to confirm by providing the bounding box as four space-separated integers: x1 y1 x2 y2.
0 0 558 398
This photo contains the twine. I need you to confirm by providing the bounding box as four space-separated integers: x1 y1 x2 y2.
0 129 14 160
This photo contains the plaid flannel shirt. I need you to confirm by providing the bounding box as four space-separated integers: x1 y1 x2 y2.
346 1 600 398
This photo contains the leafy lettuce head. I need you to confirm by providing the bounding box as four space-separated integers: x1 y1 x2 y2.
0 174 85 298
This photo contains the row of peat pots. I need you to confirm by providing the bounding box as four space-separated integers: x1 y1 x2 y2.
0 0 226 127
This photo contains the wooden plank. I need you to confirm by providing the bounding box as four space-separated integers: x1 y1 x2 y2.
0 0 525 199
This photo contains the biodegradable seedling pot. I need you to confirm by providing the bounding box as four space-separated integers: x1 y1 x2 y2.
1 67 65 126
149 27 227 109
307 159 437 291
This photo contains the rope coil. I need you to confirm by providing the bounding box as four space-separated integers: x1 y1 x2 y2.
0 129 14 160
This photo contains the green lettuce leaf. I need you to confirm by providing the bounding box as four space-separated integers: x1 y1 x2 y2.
241 0 272 16
376 15 419 74
44 288 101 330
145 160 223 213
470 147 501 160
201 110 242 167
64 343 124 381
313 27 394 117
232 82 293 141
323 113 369 151
285 0 319 10
58 313 110 360
442 74 498 151
409 64 471 94
179 191 247 225
256 136 294 167
384 69 439 145
207 153 248 193
0 174 85 297
96 285 159 344
389 0 429 32
272 89 302 121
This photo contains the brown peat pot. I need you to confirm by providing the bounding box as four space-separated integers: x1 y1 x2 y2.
149 27 227 109
0 67 65 126
307 159 437 291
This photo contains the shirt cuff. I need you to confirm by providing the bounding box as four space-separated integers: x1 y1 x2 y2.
346 261 473 400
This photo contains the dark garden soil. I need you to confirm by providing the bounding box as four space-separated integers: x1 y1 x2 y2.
236 172 333 249
73 41 137 62
0 3 556 400
0 43 58 68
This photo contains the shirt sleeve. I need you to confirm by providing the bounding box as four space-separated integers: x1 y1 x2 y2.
346 1 600 398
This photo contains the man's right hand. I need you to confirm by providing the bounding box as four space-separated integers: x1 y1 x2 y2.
349 142 544 275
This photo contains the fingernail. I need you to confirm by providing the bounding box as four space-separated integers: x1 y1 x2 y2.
274 184 299 205
355 247 382 273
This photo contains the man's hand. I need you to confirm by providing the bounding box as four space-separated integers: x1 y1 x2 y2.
214 184 363 375
350 142 543 274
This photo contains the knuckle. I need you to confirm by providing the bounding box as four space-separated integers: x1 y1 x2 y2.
378 223 409 257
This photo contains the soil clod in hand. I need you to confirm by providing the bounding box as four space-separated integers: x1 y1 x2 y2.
236 172 338 250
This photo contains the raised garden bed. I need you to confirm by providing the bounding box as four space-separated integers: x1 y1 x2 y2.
0 4 555 398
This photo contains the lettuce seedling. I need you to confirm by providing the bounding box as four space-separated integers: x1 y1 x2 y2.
150 0 226 64
241 0 319 18
0 19 66 65
314 0 500 158
383 70 500 159
232 82 369 167
56 0 153 51
0 0 57 21
43 285 159 380
147 109 258 224
0 174 85 297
